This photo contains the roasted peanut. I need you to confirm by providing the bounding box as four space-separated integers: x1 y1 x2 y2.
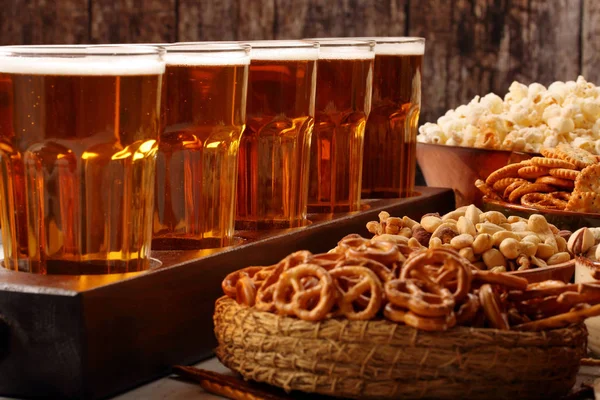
465 204 482 224
402 216 418 229
499 223 512 230
516 254 531 270
480 211 507 225
520 241 538 257
431 223 459 244
411 224 431 247
366 221 381 235
499 238 521 259
548 224 559 234
530 255 547 268
522 235 541 245
459 247 477 263
472 233 494 254
536 243 555 259
514 230 537 239
442 209 466 221
492 231 520 247
507 215 527 223
457 216 477 236
556 236 567 253
421 215 443 233
482 248 506 269
476 222 504 235
451 234 474 250
527 214 551 234
544 236 559 252
546 252 570 265
429 237 443 249
510 221 528 232
373 234 408 244
407 237 425 250
398 227 412 238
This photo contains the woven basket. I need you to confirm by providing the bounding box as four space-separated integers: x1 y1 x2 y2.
214 296 588 400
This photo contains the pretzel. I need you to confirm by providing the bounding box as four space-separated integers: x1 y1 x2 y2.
507 281 574 302
346 239 402 266
455 293 480 325
401 249 473 302
385 279 455 318
330 266 383 320
472 270 528 290
383 303 457 331
334 256 395 282
520 192 567 210
273 263 336 321
337 234 370 251
307 252 346 270
514 303 600 331
235 275 257 307
222 266 264 299
479 284 509 330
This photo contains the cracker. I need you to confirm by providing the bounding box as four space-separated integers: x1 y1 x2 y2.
518 166 550 180
475 179 501 200
508 183 556 203
540 148 562 159
503 180 527 200
485 161 532 185
492 177 528 192
565 191 600 213
554 143 597 169
574 163 600 194
530 156 576 170
549 168 580 181
535 176 575 190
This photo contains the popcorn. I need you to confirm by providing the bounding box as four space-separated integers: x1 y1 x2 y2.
418 76 600 154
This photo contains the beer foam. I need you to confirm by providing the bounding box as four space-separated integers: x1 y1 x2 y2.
0 56 166 75
250 48 319 61
374 42 425 55
318 49 374 60
165 52 250 66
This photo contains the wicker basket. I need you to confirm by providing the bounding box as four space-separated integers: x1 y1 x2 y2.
214 296 588 400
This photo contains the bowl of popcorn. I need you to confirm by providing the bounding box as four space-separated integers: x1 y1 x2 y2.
571 227 600 355
417 76 600 207
476 143 600 230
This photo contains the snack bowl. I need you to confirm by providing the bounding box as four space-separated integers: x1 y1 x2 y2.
510 259 575 284
482 196 600 232
575 256 600 355
416 143 534 208
214 296 586 400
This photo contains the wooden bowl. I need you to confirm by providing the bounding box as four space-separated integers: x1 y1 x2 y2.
416 142 534 208
483 196 600 231
510 259 575 283
574 257 600 354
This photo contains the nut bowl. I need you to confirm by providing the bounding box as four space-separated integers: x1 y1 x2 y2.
510 259 575 284
416 143 533 208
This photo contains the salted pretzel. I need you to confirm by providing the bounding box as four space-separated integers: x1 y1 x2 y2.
346 239 403 266
307 252 346 270
520 192 568 210
455 293 480 326
330 266 383 320
235 275 257 307
514 303 600 331
222 266 264 299
385 278 455 318
254 251 313 312
334 256 395 282
383 303 457 332
273 263 336 321
401 249 473 302
472 270 528 290
479 284 509 330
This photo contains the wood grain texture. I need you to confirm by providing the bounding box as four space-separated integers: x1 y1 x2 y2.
91 0 177 43
178 0 240 41
0 0 88 45
582 0 600 84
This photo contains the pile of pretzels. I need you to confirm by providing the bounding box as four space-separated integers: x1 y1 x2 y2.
222 232 600 332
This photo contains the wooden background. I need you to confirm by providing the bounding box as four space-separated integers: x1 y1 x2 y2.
0 0 596 124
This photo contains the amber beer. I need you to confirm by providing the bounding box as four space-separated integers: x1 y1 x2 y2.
307 40 374 213
153 44 249 248
236 41 318 229
361 38 425 198
0 46 165 274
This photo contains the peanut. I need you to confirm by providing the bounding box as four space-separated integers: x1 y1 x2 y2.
429 237 443 249
536 243 555 260
546 252 570 265
480 211 508 225
457 216 476 236
402 216 419 229
464 204 482 224
556 236 567 253
482 248 506 269
459 247 477 262
476 222 504 235
442 209 466 221
492 231 520 247
522 235 541 245
451 233 474 250
472 233 493 254
520 241 538 257
421 215 443 233
398 227 412 238
507 215 527 223
407 237 425 250
499 238 521 259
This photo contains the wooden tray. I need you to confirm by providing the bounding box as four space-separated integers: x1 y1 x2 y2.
0 187 455 400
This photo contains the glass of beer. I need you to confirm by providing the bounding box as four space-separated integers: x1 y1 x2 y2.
305 39 374 213
236 41 318 229
153 43 250 249
0 45 165 274
358 37 425 198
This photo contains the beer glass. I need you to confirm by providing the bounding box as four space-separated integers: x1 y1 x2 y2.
153 43 250 249
236 41 318 229
350 37 425 198
0 45 165 274
305 39 374 213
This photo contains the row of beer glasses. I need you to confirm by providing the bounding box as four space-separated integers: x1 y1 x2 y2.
0 38 424 274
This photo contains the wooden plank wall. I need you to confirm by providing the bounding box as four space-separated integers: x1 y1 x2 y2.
0 0 593 124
